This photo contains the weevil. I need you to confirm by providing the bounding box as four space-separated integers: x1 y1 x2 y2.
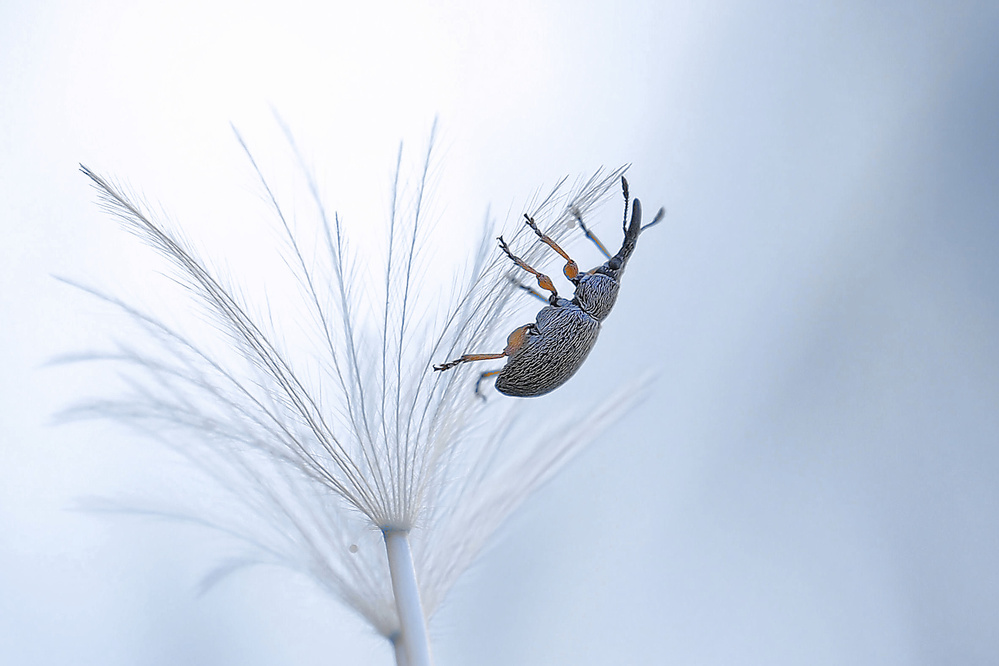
433 176 664 397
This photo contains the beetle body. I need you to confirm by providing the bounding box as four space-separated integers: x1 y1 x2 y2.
494 297 601 396
434 176 663 397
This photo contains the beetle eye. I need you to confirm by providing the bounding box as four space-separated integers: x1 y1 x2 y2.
607 257 621 270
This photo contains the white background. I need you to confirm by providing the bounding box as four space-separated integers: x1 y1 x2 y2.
2 0 998 663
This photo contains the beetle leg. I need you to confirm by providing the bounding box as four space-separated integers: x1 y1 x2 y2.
523 214 579 280
433 324 534 372
507 276 548 303
498 236 559 301
571 209 612 260
502 323 534 353
433 352 505 372
475 369 502 398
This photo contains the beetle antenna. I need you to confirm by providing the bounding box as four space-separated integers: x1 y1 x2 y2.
572 209 612 260
641 207 666 232
620 176 630 236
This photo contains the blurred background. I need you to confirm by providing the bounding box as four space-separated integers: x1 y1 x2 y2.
2 0 998 663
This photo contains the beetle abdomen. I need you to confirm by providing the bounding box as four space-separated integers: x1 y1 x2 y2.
495 304 600 397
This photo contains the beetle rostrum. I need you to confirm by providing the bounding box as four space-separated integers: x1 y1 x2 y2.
434 176 664 397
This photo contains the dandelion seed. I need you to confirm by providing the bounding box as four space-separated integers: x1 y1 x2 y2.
66 127 649 664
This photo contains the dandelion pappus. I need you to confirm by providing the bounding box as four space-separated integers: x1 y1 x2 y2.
434 176 664 397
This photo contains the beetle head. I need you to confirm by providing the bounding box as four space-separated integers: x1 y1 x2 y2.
597 194 664 281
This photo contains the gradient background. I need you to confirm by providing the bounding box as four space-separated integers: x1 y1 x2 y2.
2 1 998 663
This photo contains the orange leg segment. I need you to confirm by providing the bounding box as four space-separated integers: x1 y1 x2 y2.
498 237 559 299
433 352 505 372
502 324 531 355
508 276 548 303
433 324 534 373
523 214 579 279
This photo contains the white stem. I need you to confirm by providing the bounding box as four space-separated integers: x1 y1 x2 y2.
383 529 433 666
390 632 409 666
